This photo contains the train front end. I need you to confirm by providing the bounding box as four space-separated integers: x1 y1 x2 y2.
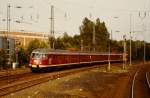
29 49 49 72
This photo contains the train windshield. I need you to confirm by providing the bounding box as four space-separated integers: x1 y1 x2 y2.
31 53 42 59
31 53 48 59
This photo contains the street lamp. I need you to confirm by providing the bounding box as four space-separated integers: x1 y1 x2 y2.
107 16 119 71
107 30 112 71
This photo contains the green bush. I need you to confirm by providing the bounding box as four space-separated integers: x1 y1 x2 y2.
0 49 7 69
18 47 28 67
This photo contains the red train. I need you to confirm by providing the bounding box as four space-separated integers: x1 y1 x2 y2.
29 48 123 72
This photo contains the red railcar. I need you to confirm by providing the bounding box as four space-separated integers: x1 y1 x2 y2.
29 48 123 72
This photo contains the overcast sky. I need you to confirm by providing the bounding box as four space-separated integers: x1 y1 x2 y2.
0 0 150 42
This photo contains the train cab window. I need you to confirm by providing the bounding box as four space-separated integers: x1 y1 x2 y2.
31 53 48 59
31 53 42 59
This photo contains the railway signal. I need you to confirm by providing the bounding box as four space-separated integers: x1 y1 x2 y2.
14 39 21 69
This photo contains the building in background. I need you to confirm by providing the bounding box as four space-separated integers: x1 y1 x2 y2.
0 31 48 66
0 31 48 48
0 36 15 65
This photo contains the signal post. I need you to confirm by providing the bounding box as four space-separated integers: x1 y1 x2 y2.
123 35 127 69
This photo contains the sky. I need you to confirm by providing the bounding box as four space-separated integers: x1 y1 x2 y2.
0 0 150 42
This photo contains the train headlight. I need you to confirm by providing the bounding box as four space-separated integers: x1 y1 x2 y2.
34 59 40 64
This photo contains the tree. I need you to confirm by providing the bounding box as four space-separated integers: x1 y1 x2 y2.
55 37 65 49
80 17 94 51
48 36 55 49
18 47 28 67
95 18 109 51
61 32 73 49
72 35 81 49
27 39 49 55
79 17 109 52
55 33 81 50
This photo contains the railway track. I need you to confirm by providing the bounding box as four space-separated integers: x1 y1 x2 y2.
0 72 41 87
146 72 150 88
0 64 105 97
0 68 30 79
131 64 150 98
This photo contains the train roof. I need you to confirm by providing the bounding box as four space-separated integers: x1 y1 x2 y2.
31 48 122 55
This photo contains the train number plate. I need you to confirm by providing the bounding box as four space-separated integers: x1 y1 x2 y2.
32 65 37 68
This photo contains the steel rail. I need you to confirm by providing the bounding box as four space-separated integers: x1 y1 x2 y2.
146 72 150 89
131 71 150 98
131 71 138 98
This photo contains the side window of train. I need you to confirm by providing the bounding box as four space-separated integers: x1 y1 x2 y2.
42 54 48 59
49 57 52 64
89 55 91 60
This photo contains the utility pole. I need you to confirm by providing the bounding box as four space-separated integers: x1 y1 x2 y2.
6 4 11 66
123 35 127 69
93 22 96 52
49 5 54 49
144 41 146 63
107 30 112 71
139 11 146 64
89 13 96 52
81 40 83 51
129 14 132 66
7 4 11 38
107 16 118 71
